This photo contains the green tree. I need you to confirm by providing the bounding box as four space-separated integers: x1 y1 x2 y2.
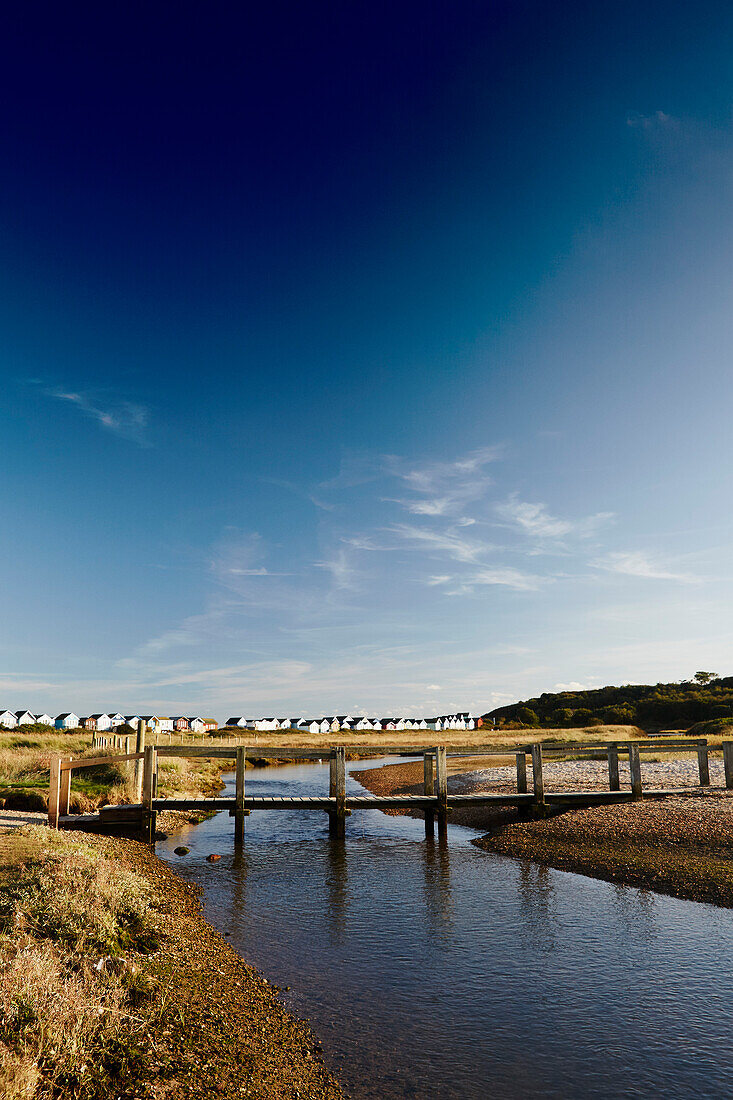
517 707 539 727
694 671 718 685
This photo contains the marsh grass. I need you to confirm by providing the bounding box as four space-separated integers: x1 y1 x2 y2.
0 729 233 812
0 826 165 1099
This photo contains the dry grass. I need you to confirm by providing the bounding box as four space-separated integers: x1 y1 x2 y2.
0 826 163 1098
0 729 235 813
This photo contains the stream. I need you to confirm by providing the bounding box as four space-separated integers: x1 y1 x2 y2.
156 758 733 1099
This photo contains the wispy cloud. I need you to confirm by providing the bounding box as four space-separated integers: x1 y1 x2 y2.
384 445 502 519
626 110 678 132
496 494 613 541
315 548 358 590
431 567 544 594
594 551 700 584
40 385 151 445
390 523 490 563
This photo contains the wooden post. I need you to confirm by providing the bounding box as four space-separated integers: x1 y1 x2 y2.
697 743 710 787
629 744 642 800
134 720 146 802
436 746 448 836
59 757 72 818
48 755 61 828
424 750 435 835
141 745 156 844
235 746 246 843
607 744 620 791
723 741 733 789
329 748 346 836
531 743 544 805
516 752 527 793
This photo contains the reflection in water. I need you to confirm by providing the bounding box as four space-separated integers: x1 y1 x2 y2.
158 761 733 1100
326 834 348 941
517 859 557 951
421 833 453 938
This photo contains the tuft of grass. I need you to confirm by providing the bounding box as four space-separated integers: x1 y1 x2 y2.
0 826 167 1098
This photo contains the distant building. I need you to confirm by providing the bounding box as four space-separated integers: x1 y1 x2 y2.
202 719 217 732
171 716 190 731
35 713 54 726
84 714 113 731
55 713 80 729
15 711 36 725
0 710 17 728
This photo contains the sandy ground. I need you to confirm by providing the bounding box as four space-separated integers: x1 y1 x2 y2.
0 808 48 828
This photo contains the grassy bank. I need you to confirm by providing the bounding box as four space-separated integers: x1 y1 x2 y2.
0 825 343 1099
0 729 235 816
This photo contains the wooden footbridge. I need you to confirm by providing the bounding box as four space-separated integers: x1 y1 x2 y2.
47 733 733 844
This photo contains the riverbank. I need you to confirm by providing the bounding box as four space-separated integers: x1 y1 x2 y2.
0 825 343 1099
352 759 733 908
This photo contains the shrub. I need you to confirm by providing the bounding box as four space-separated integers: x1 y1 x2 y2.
685 717 733 738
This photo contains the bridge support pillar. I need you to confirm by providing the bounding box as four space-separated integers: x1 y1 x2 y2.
436 746 448 837
516 752 527 793
141 745 157 845
424 750 435 836
629 744 643 800
235 746 246 843
724 741 733 789
607 744 620 791
531 743 544 809
329 747 347 837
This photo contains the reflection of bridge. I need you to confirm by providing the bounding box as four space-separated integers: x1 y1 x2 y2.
48 737 733 844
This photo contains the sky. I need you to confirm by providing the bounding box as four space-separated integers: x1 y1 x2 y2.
2 1 733 720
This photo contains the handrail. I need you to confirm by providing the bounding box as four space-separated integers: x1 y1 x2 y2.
61 752 144 771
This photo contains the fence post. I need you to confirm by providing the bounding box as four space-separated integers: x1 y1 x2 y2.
697 742 710 787
48 756 61 828
141 746 156 844
436 746 448 837
235 746 246 843
724 741 733 789
607 744 620 791
629 744 642 799
424 750 435 835
531 743 544 805
134 720 146 802
516 751 527 793
59 757 72 817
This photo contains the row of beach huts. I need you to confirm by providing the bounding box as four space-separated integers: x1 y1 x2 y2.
224 712 483 732
0 711 217 732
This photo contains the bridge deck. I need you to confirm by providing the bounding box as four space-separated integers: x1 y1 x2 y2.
121 786 711 814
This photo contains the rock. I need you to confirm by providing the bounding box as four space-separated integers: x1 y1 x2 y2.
174 846 190 856
206 853 222 862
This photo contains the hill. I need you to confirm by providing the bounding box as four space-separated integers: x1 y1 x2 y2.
486 675 733 731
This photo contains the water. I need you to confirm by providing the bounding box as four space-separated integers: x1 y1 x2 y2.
157 759 733 1099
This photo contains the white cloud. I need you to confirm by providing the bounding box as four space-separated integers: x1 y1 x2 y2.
315 548 358 590
42 386 151 445
594 551 699 584
390 523 489 563
554 681 596 692
384 445 502 518
626 110 678 131
496 494 613 541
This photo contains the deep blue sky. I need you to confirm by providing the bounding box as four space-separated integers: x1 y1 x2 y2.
2 1 732 718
